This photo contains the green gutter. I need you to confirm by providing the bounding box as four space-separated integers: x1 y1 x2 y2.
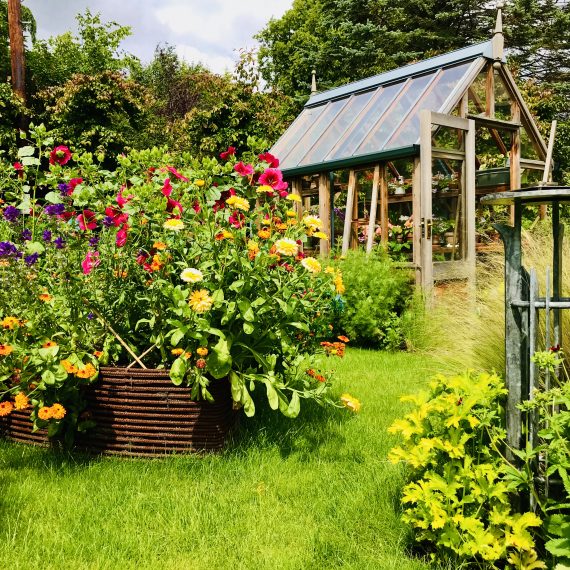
281 145 419 178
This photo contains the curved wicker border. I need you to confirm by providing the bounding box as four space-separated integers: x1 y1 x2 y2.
0 367 236 457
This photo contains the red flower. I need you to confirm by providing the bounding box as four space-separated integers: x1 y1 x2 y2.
220 146 236 160
77 209 97 231
13 162 24 178
104 207 128 227
164 166 189 182
116 224 129 247
192 200 201 213
49 146 72 166
166 197 183 215
116 185 133 207
228 211 245 228
162 178 173 197
82 251 100 275
234 162 254 177
69 178 83 194
258 152 279 168
258 168 288 191
213 188 236 212
136 251 149 266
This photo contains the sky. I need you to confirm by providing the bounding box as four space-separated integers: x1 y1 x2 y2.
23 0 293 74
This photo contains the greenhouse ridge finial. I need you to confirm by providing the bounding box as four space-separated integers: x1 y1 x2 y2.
311 70 317 95
492 2 505 62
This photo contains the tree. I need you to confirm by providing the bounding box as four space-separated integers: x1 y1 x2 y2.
0 0 36 81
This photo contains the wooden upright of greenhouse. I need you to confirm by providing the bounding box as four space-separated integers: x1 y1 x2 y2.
271 8 550 292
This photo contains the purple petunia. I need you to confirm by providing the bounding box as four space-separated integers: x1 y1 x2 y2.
24 253 39 266
54 236 65 249
0 241 19 257
89 235 100 247
22 229 32 241
42 230 52 242
58 183 70 197
3 206 21 222
101 216 114 228
87 312 95 320
44 203 66 217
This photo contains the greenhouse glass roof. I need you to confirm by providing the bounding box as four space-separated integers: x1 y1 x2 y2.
273 41 495 176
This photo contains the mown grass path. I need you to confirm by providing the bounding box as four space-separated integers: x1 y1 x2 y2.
1 350 439 570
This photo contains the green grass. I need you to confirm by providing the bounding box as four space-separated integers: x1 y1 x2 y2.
1 349 439 570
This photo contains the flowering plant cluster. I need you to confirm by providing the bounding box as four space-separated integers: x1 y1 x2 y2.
0 125 350 436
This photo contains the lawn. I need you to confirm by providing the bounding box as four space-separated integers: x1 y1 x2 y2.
0 349 439 570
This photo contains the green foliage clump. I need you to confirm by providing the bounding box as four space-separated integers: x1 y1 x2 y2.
0 81 26 153
334 250 412 350
389 370 545 568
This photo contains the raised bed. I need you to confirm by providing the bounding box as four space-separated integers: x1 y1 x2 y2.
0 367 236 457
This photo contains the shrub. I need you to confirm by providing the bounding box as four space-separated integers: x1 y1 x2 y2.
333 250 412 350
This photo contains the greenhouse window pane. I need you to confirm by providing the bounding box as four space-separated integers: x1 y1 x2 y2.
299 90 374 166
355 73 434 156
272 105 326 164
327 82 405 161
279 99 348 169
386 61 473 149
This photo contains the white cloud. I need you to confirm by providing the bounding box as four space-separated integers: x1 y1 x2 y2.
175 44 236 75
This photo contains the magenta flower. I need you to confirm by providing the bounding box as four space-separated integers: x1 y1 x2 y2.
164 166 189 182
68 178 83 194
228 211 245 228
104 207 128 228
258 168 288 191
192 200 201 214
77 210 97 231
258 152 279 168
49 146 72 166
162 178 173 197
82 251 100 275
116 224 129 248
116 185 134 208
234 162 254 177
166 197 183 215
220 146 236 160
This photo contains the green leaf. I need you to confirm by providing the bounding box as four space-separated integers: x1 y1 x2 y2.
264 380 279 410
287 322 309 332
169 357 186 386
21 156 40 166
212 289 224 306
41 370 56 385
238 299 255 322
243 322 255 335
230 371 242 402
171 329 185 346
229 280 244 292
44 191 62 204
17 145 35 157
287 392 301 418
546 537 570 558
38 345 59 359
207 338 232 379
25 241 45 255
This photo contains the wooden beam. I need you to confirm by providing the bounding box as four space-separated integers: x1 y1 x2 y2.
351 178 359 250
539 121 557 219
380 164 389 249
486 65 495 118
291 178 303 220
412 157 421 283
419 110 433 295
366 165 380 254
318 173 331 257
7 0 26 103
341 170 357 256
430 112 470 131
465 118 476 288
466 114 521 131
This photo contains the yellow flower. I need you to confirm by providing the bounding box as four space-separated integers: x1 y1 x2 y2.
39 293 53 302
197 347 209 356
256 185 274 194
50 403 66 420
38 406 52 420
286 194 301 202
153 241 168 250
1 316 21 329
313 231 328 240
42 340 58 348
324 266 335 274
301 257 322 274
334 271 345 294
76 363 97 379
194 179 205 187
302 215 323 231
274 238 298 256
286 210 297 218
189 289 213 313
163 219 185 231
257 229 271 239
340 393 361 413
14 392 29 410
0 400 14 416
171 348 184 356
181 268 204 283
226 195 250 212
0 344 13 356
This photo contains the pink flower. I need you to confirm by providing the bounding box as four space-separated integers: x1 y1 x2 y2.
68 178 83 194
77 210 97 231
229 211 245 228
49 146 72 166
104 207 129 227
164 166 189 182
13 162 23 171
258 152 279 168
258 168 288 191
162 178 173 197
166 197 183 215
136 252 149 265
82 251 100 275
220 146 236 160
116 185 133 207
192 200 201 214
234 162 254 177
116 224 129 248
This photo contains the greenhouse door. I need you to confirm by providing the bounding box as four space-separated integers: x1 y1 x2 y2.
419 110 476 293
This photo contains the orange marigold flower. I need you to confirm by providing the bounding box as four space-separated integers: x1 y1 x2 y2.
153 241 168 250
0 344 13 356
50 403 66 420
171 348 184 356
257 229 271 239
113 270 128 278
42 340 58 348
196 358 207 369
0 400 14 416
93 351 103 358
39 293 53 302
14 392 29 410
188 289 213 313
197 347 208 357
183 352 192 360
38 406 52 420
337 336 350 343
61 359 79 374
76 363 97 379
1 316 21 329
150 254 164 272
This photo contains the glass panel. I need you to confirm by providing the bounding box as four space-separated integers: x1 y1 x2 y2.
521 126 540 160
468 69 487 115
432 126 463 150
475 126 510 176
280 99 348 168
327 83 404 161
387 62 473 149
432 158 464 261
300 90 374 166
356 73 433 156
273 105 326 166
521 167 544 188
387 158 414 261
494 71 513 121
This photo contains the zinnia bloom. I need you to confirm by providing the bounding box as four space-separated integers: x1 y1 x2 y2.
337 335 350 343
220 146 236 160
226 195 250 212
256 185 274 195
194 179 205 187
188 289 213 313
1 316 20 329
49 145 72 166
340 393 361 413
0 400 13 416
163 219 185 231
14 392 29 410
301 257 322 274
285 194 301 203
196 358 207 369
234 162 254 176
42 340 58 348
303 215 323 233
38 406 52 420
181 268 204 283
153 241 167 250
50 403 66 420
274 238 298 257
257 229 271 239
171 348 184 356
0 344 13 356
197 347 208 356
61 359 79 374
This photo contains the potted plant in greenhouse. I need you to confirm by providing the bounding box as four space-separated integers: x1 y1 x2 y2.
0 125 351 456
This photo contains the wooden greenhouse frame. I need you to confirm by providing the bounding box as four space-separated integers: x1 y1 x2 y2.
271 8 551 293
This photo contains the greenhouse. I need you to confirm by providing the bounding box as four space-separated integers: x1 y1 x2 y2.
272 8 549 291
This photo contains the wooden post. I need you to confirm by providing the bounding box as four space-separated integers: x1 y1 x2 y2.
465 119 476 286
380 164 389 249
318 172 330 257
341 170 356 256
291 178 303 220
366 165 380 254
8 0 26 103
510 102 521 224
351 178 359 250
486 65 495 118
539 120 558 219
412 157 421 285
419 110 433 295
